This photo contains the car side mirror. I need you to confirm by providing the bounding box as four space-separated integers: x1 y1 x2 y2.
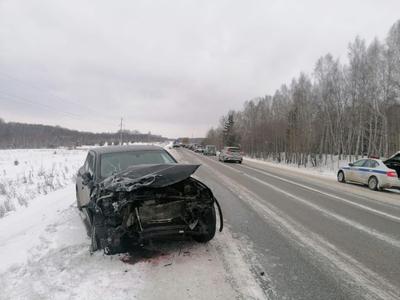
349 163 354 167
82 172 93 185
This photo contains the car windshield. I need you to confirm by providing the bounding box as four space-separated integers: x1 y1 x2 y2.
228 147 240 152
100 150 176 178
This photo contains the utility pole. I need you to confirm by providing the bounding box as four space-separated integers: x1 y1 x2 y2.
119 118 123 145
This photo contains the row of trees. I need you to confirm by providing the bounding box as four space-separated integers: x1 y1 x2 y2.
205 20 400 166
0 119 167 149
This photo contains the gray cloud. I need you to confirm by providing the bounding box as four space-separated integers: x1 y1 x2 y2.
1 0 399 137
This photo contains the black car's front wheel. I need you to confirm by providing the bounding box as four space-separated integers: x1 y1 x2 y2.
90 224 100 253
192 205 216 243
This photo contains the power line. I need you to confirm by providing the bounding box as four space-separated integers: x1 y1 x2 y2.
0 90 118 129
0 71 119 127
0 90 83 121
0 71 113 118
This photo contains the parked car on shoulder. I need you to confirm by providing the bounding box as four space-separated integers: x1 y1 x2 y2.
218 147 243 163
204 145 217 156
337 154 400 191
76 145 222 254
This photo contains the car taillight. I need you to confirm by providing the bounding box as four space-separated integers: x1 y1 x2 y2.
387 170 397 178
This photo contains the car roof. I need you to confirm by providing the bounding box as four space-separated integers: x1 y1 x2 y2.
90 145 164 155
352 158 384 165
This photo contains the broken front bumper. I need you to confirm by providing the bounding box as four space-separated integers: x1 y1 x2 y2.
86 164 223 254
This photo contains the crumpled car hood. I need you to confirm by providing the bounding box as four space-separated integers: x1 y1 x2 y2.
100 164 200 192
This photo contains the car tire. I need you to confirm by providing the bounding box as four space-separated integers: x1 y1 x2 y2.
76 186 82 211
89 223 100 253
238 160 242 164
337 171 346 183
368 176 379 191
192 205 216 243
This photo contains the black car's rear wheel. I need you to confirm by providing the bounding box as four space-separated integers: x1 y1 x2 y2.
76 186 82 211
192 205 216 243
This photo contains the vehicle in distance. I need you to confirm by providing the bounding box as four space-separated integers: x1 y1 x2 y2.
194 146 204 153
219 147 243 163
337 153 400 191
76 145 222 254
203 145 217 156
188 144 197 151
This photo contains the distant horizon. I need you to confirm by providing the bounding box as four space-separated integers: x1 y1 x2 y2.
0 117 206 139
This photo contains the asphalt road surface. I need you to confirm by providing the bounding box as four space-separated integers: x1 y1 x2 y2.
175 148 400 300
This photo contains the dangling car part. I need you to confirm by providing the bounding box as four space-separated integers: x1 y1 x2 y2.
76 145 223 255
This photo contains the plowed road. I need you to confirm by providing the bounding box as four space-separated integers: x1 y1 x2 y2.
175 148 400 300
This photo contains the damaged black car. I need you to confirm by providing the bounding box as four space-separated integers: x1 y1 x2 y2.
76 145 222 254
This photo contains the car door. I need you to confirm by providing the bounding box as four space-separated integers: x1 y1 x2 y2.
76 155 89 208
78 152 96 207
349 159 367 183
358 159 377 184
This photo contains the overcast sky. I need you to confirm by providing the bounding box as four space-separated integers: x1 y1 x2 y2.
0 0 399 138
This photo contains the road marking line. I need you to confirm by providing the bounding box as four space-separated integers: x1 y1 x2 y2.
184 151 400 299
185 151 400 248
238 163 400 223
235 165 400 249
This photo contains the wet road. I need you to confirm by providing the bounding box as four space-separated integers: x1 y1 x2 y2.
176 148 400 300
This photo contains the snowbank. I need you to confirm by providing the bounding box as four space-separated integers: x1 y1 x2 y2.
243 156 352 180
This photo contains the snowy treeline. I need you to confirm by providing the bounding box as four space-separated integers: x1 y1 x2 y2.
205 20 400 166
0 120 167 149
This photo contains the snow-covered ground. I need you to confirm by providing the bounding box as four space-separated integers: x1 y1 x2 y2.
0 149 87 217
0 147 266 300
244 157 340 180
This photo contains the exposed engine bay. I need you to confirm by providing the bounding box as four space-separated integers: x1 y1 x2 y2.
82 164 223 254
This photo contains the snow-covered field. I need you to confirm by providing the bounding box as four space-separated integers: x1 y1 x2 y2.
0 147 265 300
0 149 87 217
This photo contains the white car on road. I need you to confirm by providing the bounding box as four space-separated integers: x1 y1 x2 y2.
337 153 400 191
218 147 243 163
